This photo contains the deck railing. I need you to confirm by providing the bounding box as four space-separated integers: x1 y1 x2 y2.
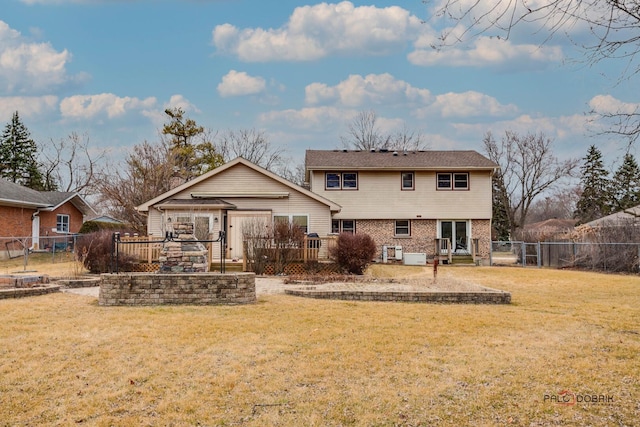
118 234 337 264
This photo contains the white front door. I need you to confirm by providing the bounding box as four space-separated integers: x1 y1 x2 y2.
31 214 40 250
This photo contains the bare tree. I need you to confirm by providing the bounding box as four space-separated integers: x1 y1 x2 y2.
216 128 287 172
526 187 581 223
484 131 578 236
341 110 429 151
94 139 175 233
341 110 389 150
40 132 106 196
430 0 640 142
387 122 429 152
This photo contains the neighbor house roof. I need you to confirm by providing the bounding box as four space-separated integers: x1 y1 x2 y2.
582 205 640 228
305 149 499 171
0 177 96 216
136 157 341 212
0 177 50 208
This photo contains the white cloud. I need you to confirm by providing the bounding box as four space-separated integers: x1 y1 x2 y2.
0 20 80 94
59 93 156 120
416 91 518 118
305 73 431 107
218 70 266 97
409 36 564 69
0 96 58 120
452 113 591 143
258 106 351 130
589 94 639 115
212 1 422 62
304 73 513 119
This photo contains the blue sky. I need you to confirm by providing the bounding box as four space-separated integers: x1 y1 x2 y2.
2 0 637 170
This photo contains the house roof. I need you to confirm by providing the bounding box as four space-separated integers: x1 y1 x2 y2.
305 149 499 171
0 177 96 216
582 205 640 228
0 177 50 208
136 157 341 212
523 218 577 231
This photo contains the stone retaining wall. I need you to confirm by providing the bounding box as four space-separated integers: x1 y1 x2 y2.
285 288 511 304
0 285 60 299
99 273 256 306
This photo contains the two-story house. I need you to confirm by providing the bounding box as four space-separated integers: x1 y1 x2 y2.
305 149 498 261
137 149 498 263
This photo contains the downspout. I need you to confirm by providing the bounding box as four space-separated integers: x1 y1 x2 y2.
30 210 41 251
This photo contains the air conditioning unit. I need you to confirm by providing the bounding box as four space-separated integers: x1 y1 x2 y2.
395 246 403 260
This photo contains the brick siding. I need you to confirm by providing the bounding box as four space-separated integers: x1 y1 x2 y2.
0 206 34 237
356 219 438 260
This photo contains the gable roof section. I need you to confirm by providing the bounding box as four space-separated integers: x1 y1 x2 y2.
305 149 499 171
39 191 97 217
136 157 341 212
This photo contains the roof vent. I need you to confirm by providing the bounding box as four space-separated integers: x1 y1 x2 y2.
403 151 408 156
380 148 388 153
370 148 376 153
392 151 398 156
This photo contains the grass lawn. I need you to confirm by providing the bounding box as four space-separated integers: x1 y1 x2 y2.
1 266 639 426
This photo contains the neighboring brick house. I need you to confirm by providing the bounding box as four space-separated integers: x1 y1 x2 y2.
305 149 499 262
0 178 96 255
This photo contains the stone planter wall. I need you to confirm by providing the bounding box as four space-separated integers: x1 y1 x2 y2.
99 273 256 306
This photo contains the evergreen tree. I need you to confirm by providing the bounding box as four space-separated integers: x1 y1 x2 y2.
574 145 612 224
611 152 640 211
162 108 223 184
492 171 511 240
0 111 45 190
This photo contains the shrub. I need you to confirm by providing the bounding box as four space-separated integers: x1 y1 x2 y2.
329 232 377 275
79 220 128 234
75 230 135 274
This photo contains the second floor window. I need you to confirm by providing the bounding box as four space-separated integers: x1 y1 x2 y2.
401 172 414 190
326 172 358 190
437 172 469 190
56 214 70 233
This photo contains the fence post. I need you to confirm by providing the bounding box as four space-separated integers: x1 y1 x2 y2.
537 242 541 268
521 242 526 267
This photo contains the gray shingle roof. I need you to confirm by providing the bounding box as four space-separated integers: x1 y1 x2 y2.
0 177 51 207
305 149 498 170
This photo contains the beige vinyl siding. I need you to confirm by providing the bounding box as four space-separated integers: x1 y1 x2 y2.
151 164 333 237
311 170 492 220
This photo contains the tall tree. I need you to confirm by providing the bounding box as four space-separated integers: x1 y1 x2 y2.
340 110 428 151
0 111 45 190
162 108 223 183
40 132 106 196
216 128 287 172
574 145 612 224
491 170 511 241
431 0 640 143
611 152 640 211
94 139 176 233
484 131 577 236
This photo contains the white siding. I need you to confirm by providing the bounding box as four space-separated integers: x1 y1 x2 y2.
311 170 492 219
147 163 333 237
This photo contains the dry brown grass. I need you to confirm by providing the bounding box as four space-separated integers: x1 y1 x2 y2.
1 266 639 426
0 251 87 277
